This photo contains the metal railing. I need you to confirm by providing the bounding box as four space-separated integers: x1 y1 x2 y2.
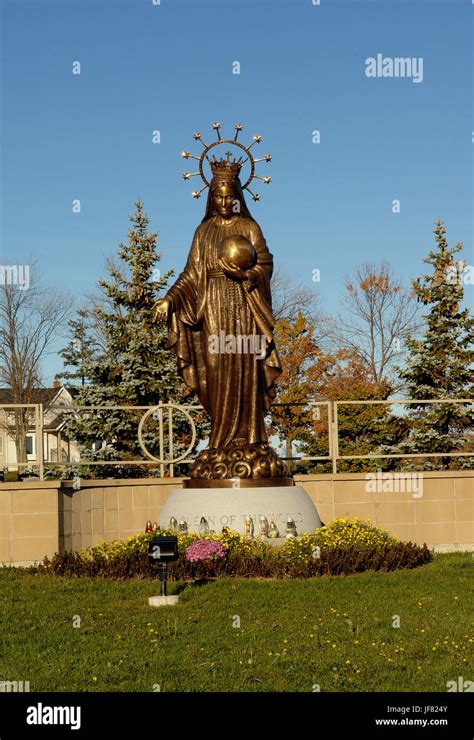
0 398 472 480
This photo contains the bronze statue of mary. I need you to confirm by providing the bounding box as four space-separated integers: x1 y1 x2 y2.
154 126 288 484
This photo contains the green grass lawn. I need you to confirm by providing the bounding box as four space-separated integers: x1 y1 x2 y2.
0 553 472 692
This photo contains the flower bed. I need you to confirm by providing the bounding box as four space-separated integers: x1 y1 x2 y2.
32 518 432 580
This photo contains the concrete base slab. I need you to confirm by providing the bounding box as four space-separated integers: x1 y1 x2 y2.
158 485 321 536
149 595 180 607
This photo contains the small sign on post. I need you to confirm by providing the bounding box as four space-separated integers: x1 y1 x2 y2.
148 536 180 607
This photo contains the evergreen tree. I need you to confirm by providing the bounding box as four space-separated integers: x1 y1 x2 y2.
391 220 474 468
56 313 98 386
59 201 207 477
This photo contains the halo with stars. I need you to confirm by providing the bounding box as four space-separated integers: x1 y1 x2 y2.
181 122 272 201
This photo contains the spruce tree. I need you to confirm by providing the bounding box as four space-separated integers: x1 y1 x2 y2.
59 201 206 477
56 313 98 386
394 220 474 468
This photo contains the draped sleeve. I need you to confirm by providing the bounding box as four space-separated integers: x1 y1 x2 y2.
165 224 208 404
243 220 274 304
166 224 205 326
241 219 277 345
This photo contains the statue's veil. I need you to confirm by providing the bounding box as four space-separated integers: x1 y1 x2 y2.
201 177 255 223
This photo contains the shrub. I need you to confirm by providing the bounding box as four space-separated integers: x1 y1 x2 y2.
282 518 397 562
185 540 227 563
31 518 432 580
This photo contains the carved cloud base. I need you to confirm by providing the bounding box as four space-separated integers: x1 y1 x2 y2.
188 440 289 482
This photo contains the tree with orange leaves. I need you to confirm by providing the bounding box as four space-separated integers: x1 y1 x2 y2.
301 351 402 473
269 311 335 471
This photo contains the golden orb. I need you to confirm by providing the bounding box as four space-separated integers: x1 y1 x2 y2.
218 235 256 271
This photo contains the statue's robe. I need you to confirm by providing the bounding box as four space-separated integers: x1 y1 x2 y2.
166 214 282 448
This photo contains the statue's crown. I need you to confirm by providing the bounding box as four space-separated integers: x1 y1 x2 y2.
209 155 243 182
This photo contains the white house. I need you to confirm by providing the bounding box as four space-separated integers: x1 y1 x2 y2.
0 383 81 473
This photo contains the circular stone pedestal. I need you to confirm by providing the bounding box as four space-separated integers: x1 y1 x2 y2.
158 485 321 536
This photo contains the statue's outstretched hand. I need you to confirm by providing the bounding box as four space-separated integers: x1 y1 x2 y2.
220 258 248 282
154 296 173 321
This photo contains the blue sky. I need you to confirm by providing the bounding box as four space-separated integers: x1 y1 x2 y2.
0 0 472 382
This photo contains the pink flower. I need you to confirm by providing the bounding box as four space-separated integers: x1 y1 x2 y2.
185 540 227 563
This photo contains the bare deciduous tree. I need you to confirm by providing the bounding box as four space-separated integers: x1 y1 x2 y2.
0 262 71 465
271 265 332 341
332 261 420 387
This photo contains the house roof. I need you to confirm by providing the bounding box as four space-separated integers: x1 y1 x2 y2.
0 386 80 432
0 387 59 405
